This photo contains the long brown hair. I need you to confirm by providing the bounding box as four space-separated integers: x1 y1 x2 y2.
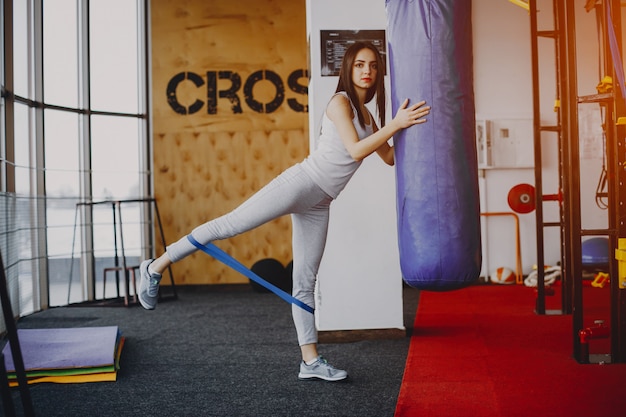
335 41 386 129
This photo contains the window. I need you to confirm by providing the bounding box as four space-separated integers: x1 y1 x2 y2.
1 0 150 317
89 0 140 113
13 0 30 99
42 0 78 108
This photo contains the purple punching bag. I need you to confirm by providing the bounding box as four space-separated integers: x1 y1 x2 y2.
386 0 481 290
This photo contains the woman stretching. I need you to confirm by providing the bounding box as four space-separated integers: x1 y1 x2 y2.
139 41 430 381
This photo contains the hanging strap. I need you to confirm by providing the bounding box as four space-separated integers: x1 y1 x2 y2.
186 235 314 314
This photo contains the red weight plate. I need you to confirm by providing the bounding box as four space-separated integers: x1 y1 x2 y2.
507 183 536 214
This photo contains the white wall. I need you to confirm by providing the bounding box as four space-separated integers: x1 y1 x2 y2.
306 0 403 332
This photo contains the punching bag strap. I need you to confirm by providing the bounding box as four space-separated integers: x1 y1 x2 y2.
186 235 314 314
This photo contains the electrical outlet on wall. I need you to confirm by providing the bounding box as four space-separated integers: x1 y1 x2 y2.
476 119 534 169
476 119 492 168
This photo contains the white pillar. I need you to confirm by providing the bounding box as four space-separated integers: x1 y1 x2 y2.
306 0 404 333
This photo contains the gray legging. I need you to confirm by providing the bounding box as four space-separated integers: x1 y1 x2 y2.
165 163 332 346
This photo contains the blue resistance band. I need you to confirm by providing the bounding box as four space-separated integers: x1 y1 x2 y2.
186 235 314 314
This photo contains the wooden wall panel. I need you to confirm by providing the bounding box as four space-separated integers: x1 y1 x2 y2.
151 0 308 284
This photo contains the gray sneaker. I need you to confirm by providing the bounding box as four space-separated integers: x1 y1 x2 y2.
298 356 348 381
138 259 161 310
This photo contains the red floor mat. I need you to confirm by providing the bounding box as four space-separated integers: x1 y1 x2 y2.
395 285 626 417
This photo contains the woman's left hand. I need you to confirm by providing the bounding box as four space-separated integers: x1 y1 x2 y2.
393 99 430 129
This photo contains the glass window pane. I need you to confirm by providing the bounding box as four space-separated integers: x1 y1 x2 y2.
14 102 32 195
91 115 140 200
89 0 139 113
92 115 142 289
0 98 4 192
47 197 81 306
15 195 36 316
44 109 79 197
13 0 30 98
44 109 80 306
43 0 78 108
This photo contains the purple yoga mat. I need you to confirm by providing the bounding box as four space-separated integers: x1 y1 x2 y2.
2 326 119 371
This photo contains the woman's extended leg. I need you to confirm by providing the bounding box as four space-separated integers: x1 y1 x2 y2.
139 164 329 309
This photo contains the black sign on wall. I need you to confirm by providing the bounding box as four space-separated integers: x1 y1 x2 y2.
320 30 387 77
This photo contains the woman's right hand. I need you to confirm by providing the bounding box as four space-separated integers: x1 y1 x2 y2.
393 98 430 129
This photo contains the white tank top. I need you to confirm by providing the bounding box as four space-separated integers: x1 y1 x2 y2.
301 92 374 198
